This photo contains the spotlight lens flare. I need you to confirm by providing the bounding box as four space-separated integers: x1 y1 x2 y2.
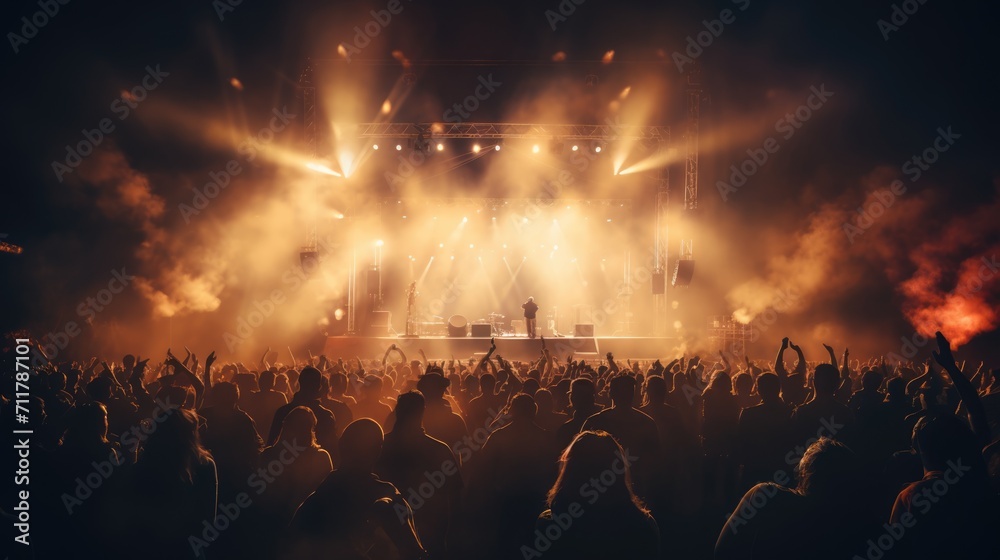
306 162 341 177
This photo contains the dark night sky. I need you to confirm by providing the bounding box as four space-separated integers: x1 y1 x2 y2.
2 0 998 359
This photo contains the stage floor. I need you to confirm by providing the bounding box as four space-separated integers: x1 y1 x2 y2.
323 335 678 362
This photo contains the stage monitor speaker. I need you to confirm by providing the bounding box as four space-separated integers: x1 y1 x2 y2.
470 323 491 337
651 271 665 295
447 315 468 337
367 311 391 336
300 251 319 273
672 260 695 287
574 323 595 337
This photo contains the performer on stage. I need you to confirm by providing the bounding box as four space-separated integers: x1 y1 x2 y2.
522 296 539 339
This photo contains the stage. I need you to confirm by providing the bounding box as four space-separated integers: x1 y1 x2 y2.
323 335 678 362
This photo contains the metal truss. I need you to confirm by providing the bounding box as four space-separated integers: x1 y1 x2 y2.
357 122 669 142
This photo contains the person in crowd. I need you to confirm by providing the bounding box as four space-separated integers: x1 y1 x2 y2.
268 366 338 456
285 418 426 560
125 408 218 560
716 438 874 560
244 369 288 434
535 430 660 560
377 391 463 559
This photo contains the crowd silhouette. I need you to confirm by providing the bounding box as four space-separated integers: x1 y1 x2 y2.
2 332 998 559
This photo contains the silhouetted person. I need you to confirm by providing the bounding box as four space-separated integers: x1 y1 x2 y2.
387 373 468 453
286 418 425 560
733 373 760 410
701 371 740 504
470 393 558 560
666 371 701 438
268 366 338 457
791 364 855 444
126 408 218 560
737 373 792 490
888 413 997 560
319 373 354 437
533 388 569 434
39 402 124 558
535 430 660 560
465 373 505 431
377 391 463 559
555 378 602 450
583 375 661 500
199 382 263 499
716 438 872 560
522 296 539 339
256 406 333 558
244 370 287 433
352 374 394 428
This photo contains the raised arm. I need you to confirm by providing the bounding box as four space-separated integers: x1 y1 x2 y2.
822 344 838 370
774 338 790 378
606 351 620 375
166 349 206 408
474 338 498 374
789 341 806 376
932 332 992 445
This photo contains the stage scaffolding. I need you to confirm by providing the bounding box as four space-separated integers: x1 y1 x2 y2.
297 59 701 337
707 315 754 358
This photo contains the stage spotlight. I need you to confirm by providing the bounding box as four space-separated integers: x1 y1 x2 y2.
532 144 540 154
395 144 402 151
595 146 603 153
502 243 507 249
462 216 468 223
373 144 379 150
553 245 559 250
494 144 501 151
472 143 481 153
375 240 384 247
436 142 444 151
469 244 475 249
606 218 612 222
571 145 579 151
450 255 455 260
439 243 444 248
334 308 345 320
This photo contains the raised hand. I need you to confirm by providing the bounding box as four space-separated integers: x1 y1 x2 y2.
932 331 957 371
